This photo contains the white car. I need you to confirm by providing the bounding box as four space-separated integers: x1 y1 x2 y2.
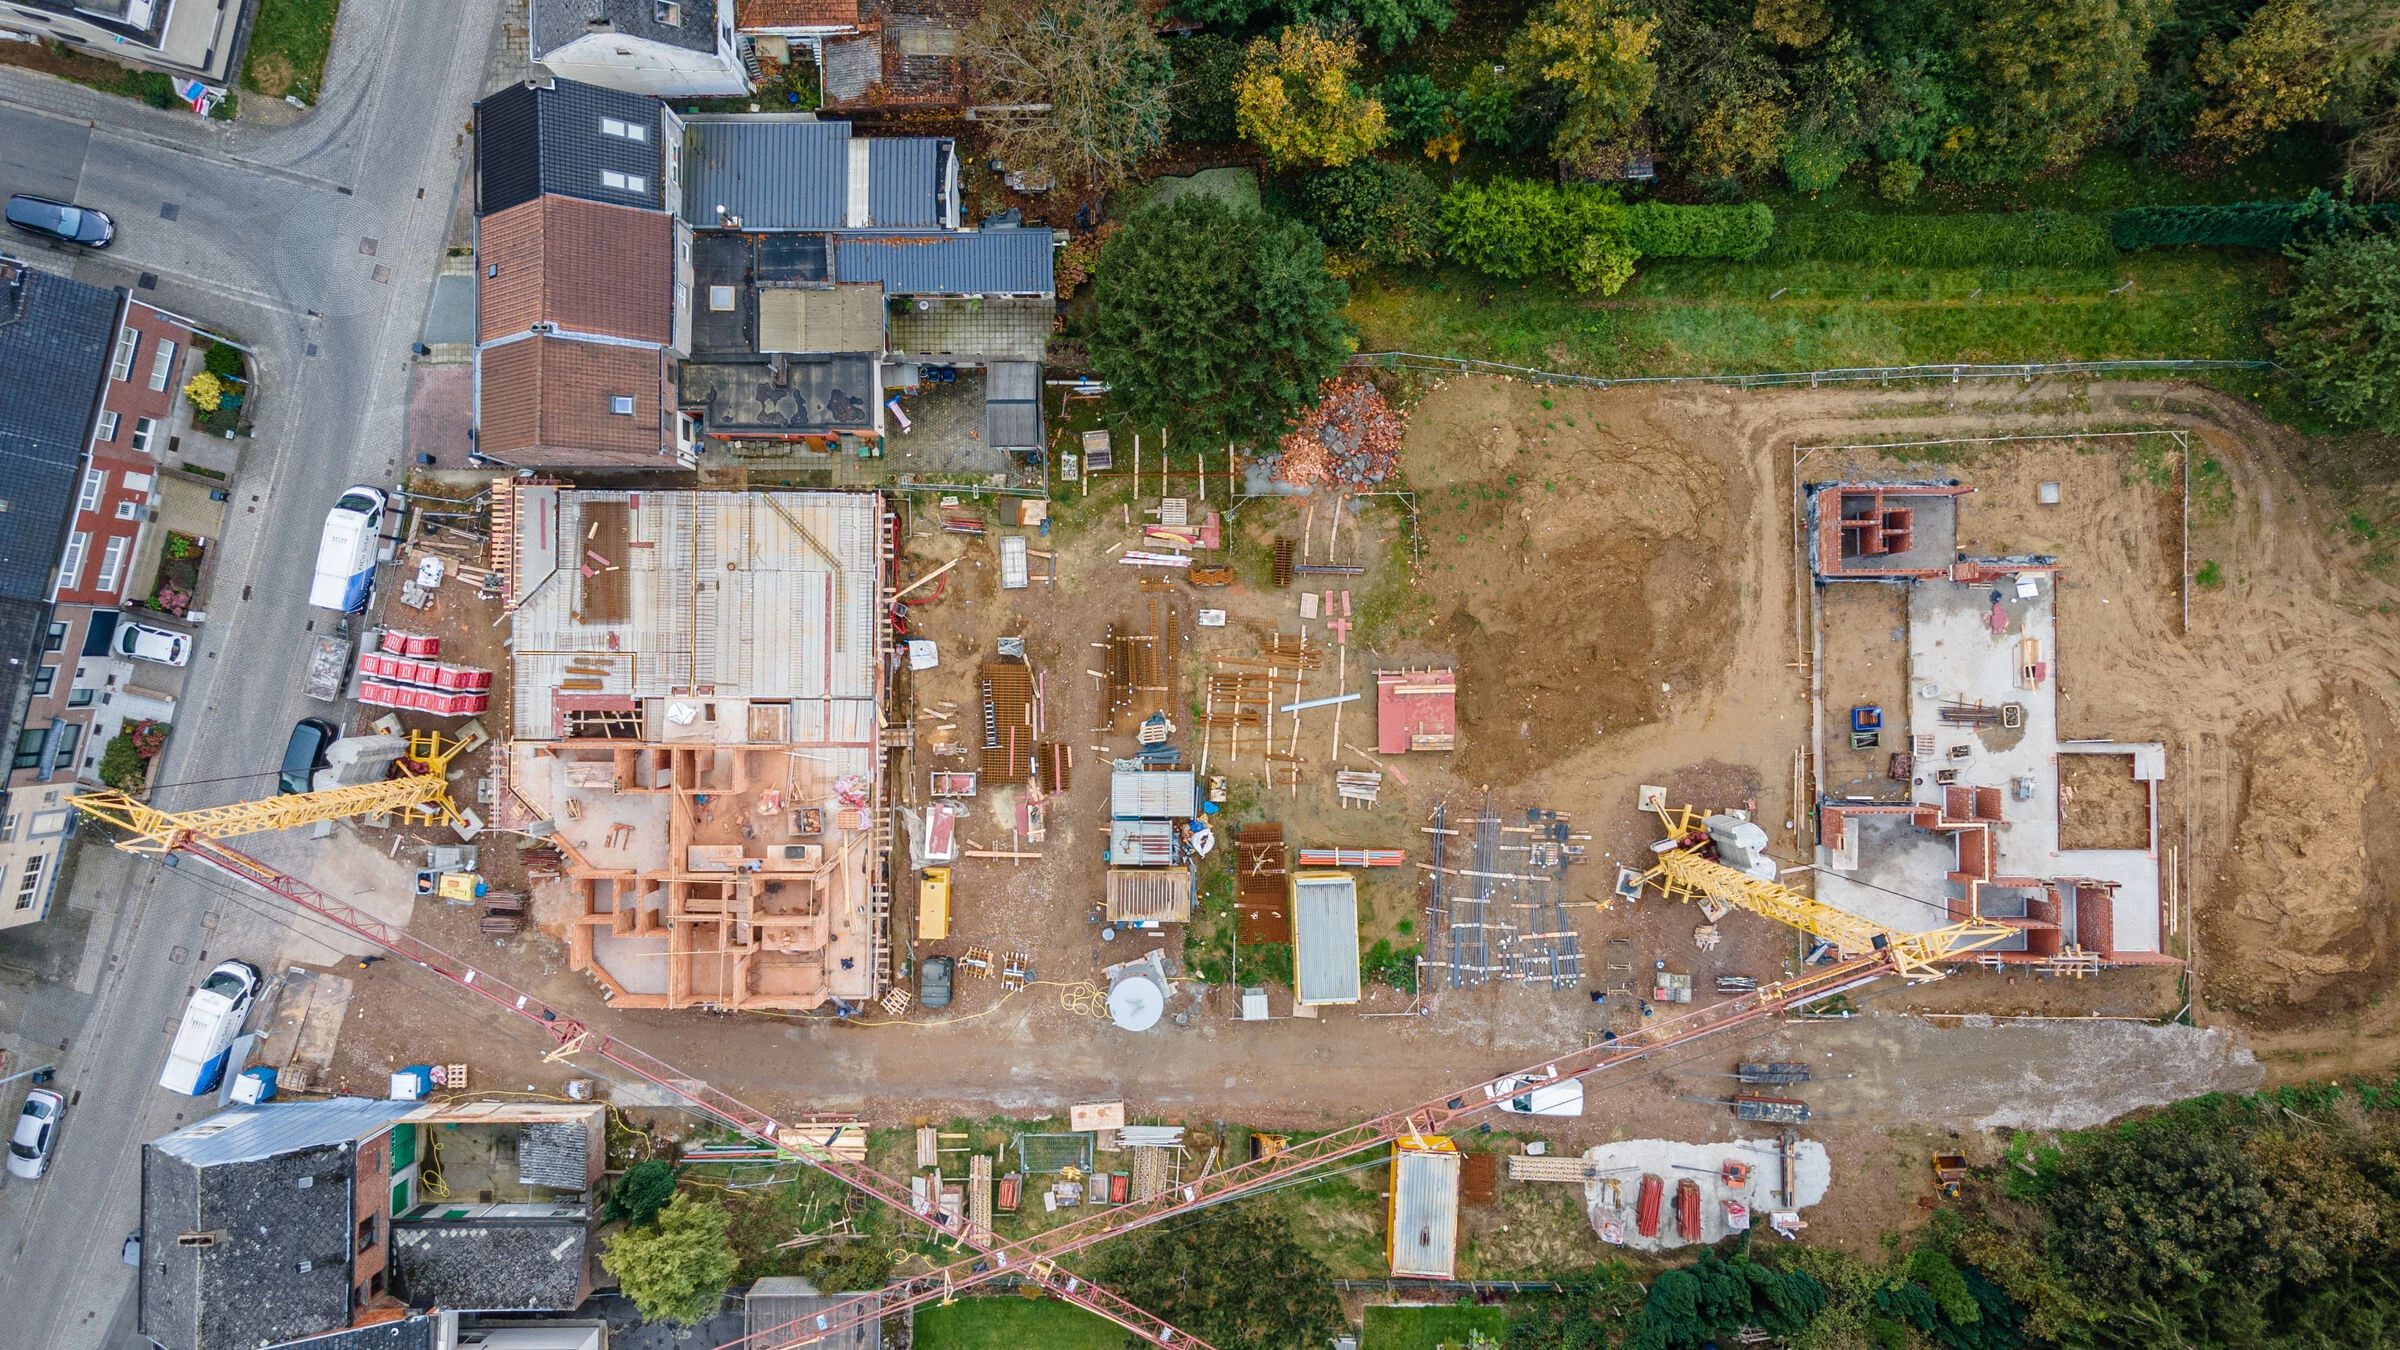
1490 1073 1585 1117
116 621 190 667
8 1088 64 1179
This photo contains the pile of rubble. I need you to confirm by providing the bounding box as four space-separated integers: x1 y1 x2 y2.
1265 379 1403 488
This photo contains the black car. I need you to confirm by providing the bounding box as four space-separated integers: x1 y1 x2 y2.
6 194 115 248
279 717 339 795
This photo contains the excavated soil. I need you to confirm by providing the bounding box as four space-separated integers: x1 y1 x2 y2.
2059 755 2149 851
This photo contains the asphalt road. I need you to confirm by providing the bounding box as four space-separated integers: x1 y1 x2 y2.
0 0 508 1343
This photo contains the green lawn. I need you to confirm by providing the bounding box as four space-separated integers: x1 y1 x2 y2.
913 1297 1130 1349
242 0 340 102
1363 1304 1509 1350
1348 248 2276 378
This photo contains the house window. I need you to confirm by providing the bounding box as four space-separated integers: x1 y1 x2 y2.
0 814 15 843
95 536 127 593
110 325 139 381
57 533 89 591
114 500 140 520
601 116 648 142
357 1214 379 1252
13 728 45 771
32 665 55 697
96 410 120 443
131 417 156 454
53 723 79 763
610 395 636 415
146 339 178 392
13 855 42 910
43 621 66 652
67 689 93 709
77 468 105 514
652 1 681 26
601 170 647 193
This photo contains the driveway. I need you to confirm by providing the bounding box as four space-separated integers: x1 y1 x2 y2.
0 0 510 1344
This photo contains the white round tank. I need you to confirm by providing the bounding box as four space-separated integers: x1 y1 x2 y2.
1108 972 1166 1032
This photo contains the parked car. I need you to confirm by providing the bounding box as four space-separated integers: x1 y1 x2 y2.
919 954 955 1010
159 960 261 1096
1489 1072 1584 1117
116 621 191 667
308 486 386 613
6 194 114 248
278 717 338 795
7 1088 65 1179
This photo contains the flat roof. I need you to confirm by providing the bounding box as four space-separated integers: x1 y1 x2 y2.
1292 872 1361 1005
1389 1145 1459 1279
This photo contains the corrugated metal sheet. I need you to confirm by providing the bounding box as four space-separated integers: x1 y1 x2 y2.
152 1098 418 1167
1111 770 1196 820
1292 872 1361 1005
1390 1144 1460 1279
1108 819 1177 866
683 118 850 230
867 138 945 227
836 230 1054 296
1107 869 1192 922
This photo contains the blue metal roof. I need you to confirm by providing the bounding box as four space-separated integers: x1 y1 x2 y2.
866 138 944 227
682 118 850 230
835 230 1054 296
151 1098 418 1167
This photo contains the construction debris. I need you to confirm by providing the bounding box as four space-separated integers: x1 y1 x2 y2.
1264 379 1404 487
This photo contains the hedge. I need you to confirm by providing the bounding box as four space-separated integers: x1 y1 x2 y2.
1623 202 1774 260
1764 209 2116 269
2113 195 2400 252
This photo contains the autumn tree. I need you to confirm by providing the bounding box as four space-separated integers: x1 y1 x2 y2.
2190 0 2335 157
1949 0 2167 180
2276 225 2400 432
1176 0 1453 53
1234 23 1388 169
1508 0 1660 169
1085 195 1356 446
963 0 1173 189
1752 0 1830 48
601 1194 738 1326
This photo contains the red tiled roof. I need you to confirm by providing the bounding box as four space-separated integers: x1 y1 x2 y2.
477 337 672 468
476 196 674 346
737 0 860 27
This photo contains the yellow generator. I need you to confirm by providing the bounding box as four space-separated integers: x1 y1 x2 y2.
919 867 952 941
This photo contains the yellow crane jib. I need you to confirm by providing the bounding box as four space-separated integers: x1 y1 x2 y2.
1635 805 2016 981
70 728 473 853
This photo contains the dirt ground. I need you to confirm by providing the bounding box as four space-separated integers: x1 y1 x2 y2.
289 376 2400 1277
2060 755 2149 850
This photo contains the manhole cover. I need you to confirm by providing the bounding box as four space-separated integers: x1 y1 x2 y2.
371 264 391 284
168 945 187 964
158 203 179 221
359 237 378 256
137 273 158 290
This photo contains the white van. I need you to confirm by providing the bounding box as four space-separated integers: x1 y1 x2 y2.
309 486 387 613
159 961 262 1096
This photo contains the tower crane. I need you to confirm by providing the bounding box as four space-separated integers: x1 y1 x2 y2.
1632 804 2018 979
70 728 477 852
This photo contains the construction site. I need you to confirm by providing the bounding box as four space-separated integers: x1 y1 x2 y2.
74 371 2400 1347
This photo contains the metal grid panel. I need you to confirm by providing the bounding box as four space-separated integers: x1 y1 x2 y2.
1016 1133 1093 1175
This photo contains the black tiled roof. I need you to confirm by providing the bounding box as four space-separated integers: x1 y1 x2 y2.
476 78 667 217
138 1140 362 1350
389 1215 591 1311
0 259 117 603
533 0 719 56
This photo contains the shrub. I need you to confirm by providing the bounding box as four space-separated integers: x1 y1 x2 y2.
1379 72 1449 145
184 372 225 413
1439 178 1618 279
130 719 168 758
2112 193 2400 252
606 1159 681 1227
1301 160 1441 266
1767 210 2115 269
2275 226 2400 433
1621 202 1774 260
1569 233 1639 294
1877 159 1924 203
99 733 147 791
203 341 244 380
1781 130 1852 193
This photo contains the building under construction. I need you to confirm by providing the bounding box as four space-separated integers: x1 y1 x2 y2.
491 482 896 1012
1805 480 2177 971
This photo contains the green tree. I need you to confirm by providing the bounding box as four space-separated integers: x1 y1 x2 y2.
1089 1207 1345 1349
1085 195 1356 446
1301 159 1442 265
1949 0 2167 180
1174 0 1453 53
1168 34 1245 143
1234 23 1388 168
963 0 1173 188
604 1159 680 1227
600 1193 738 1326
1629 1254 1826 1350
1509 0 1660 169
2277 226 2400 432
